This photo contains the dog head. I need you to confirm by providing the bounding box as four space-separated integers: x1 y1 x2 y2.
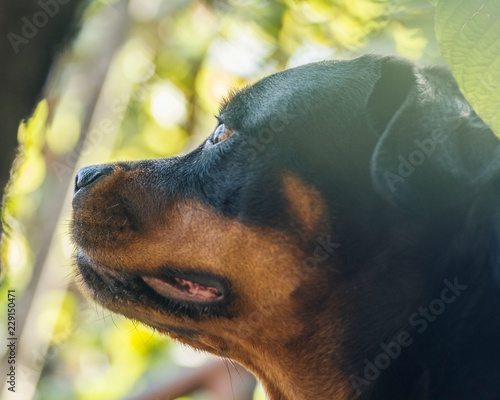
72 55 500 399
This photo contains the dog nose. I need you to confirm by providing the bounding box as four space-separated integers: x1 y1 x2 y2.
74 165 113 192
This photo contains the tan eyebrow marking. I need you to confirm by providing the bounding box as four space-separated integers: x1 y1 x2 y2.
281 173 329 234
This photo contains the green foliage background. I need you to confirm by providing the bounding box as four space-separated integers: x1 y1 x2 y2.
436 0 500 136
2 0 497 399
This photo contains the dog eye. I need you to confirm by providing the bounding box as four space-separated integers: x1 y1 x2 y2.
211 123 233 144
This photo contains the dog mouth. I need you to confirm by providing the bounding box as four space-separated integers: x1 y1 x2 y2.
76 253 231 318
142 275 224 302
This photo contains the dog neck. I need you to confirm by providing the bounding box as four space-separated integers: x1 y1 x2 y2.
240 304 358 400
343 199 500 399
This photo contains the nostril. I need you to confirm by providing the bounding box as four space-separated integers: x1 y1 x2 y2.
74 165 113 192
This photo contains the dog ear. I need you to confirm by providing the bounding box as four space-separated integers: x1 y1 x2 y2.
368 57 500 212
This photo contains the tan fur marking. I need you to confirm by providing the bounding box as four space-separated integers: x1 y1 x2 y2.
73 169 353 400
281 173 329 233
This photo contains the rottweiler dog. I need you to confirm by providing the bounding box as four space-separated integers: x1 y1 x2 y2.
71 54 500 400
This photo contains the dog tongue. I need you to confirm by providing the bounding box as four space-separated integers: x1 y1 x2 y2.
174 278 220 299
143 276 222 302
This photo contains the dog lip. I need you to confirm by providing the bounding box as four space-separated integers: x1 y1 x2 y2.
76 252 132 298
76 252 232 317
142 275 225 303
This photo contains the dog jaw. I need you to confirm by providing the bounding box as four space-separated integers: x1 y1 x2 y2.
72 166 356 399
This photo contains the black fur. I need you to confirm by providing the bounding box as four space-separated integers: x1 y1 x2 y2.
73 54 500 399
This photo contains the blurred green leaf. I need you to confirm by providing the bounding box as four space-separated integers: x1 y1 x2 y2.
436 0 500 137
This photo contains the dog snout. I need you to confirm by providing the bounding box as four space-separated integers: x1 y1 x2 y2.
74 165 113 193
